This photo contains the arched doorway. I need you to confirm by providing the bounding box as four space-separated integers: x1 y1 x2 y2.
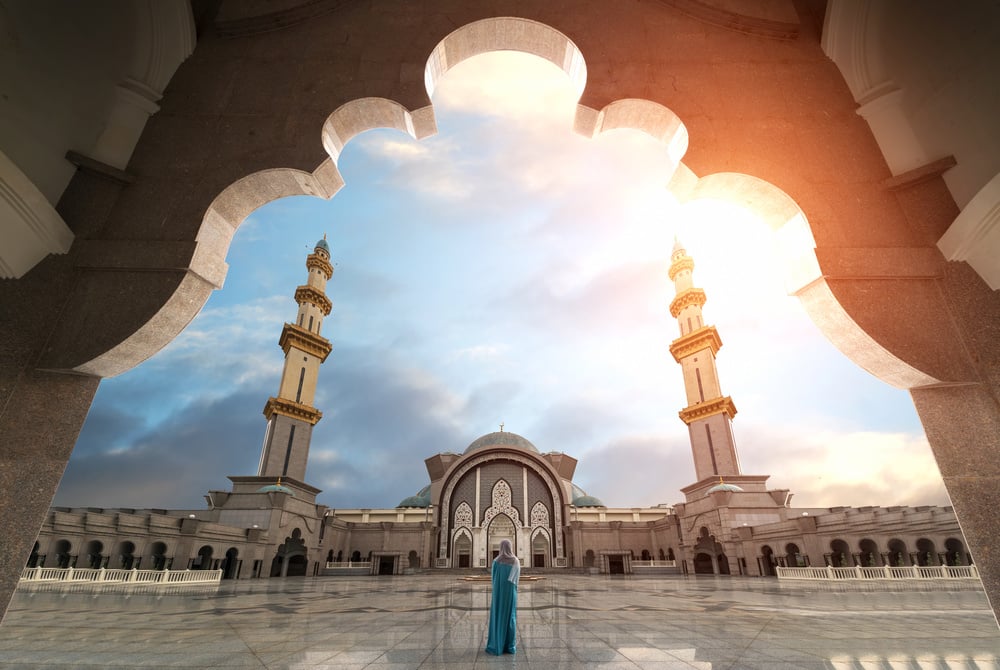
717 553 730 575
859 539 880 567
150 542 168 570
84 540 104 569
887 539 907 566
829 539 850 567
785 543 804 568
54 539 72 568
945 538 966 566
117 541 136 569
916 538 937 566
271 529 307 577
530 529 550 568
221 548 240 579
487 513 516 560
408 550 419 569
584 549 595 568
694 553 714 574
760 546 776 576
452 529 472 568
196 545 214 570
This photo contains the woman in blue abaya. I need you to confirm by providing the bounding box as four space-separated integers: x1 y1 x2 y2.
485 539 520 655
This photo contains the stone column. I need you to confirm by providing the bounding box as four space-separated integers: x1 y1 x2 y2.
0 371 99 622
911 383 1000 625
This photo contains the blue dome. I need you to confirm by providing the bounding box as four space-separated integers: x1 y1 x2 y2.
570 484 605 507
257 484 294 496
464 431 539 455
397 485 431 508
572 495 605 507
315 238 330 253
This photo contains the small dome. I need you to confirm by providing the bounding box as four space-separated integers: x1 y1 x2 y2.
570 483 605 507
258 484 294 496
397 485 431 508
572 495 605 507
464 431 539 455
706 482 744 495
315 238 330 253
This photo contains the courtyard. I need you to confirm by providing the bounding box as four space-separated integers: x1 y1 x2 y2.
0 574 997 669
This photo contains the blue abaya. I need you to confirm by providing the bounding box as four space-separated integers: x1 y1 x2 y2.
485 560 518 655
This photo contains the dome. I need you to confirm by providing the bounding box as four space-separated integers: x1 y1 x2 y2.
397 485 431 508
257 484 294 496
706 482 744 495
464 431 539 455
315 238 330 253
570 483 605 507
572 495 605 507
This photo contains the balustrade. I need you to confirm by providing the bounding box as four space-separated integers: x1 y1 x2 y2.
19 567 222 587
777 564 980 581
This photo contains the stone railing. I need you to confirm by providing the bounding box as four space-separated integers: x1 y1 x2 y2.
20 567 222 586
324 561 372 569
631 560 677 568
776 565 980 581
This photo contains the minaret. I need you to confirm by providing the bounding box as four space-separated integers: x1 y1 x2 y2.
667 238 741 482
257 237 334 482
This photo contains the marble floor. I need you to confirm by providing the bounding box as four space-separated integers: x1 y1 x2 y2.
1 574 998 669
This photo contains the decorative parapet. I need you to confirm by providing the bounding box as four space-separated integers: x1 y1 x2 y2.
679 396 737 424
669 325 722 362
306 253 333 279
263 396 322 425
668 255 694 281
294 285 332 315
669 288 706 317
278 323 332 361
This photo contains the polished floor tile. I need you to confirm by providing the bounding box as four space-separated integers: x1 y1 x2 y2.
1 574 998 669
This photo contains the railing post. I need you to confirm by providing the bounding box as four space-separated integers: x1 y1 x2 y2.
883 565 891 579
826 565 833 580
161 569 169 583
129 568 137 583
941 564 949 578
65 566 73 582
973 565 980 580
854 565 863 579
912 565 919 579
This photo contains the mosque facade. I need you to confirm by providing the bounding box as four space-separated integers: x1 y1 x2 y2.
29 240 968 579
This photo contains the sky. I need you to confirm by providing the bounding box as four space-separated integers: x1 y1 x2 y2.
54 52 950 512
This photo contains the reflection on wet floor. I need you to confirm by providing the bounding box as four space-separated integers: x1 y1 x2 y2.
1 574 998 668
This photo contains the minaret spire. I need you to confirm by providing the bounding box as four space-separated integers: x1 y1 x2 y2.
257 238 334 482
667 238 741 482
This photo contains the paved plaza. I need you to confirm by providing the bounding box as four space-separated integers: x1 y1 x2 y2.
1 574 999 669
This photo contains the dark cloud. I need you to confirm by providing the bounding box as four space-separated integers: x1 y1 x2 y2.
56 390 264 509
572 434 695 508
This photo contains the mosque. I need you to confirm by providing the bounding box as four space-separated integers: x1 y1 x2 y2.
29 237 967 579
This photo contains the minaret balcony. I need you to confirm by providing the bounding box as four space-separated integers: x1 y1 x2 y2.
668 256 694 281
678 396 737 424
294 285 333 315
279 323 333 361
669 325 722 362
263 396 323 425
306 253 333 279
669 288 706 317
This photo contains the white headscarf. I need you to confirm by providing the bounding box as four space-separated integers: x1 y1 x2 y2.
494 539 520 584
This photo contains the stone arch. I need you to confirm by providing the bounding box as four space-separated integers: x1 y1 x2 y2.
829 539 851 567
54 539 73 569
84 540 105 569
887 538 908 567
437 450 565 560
482 479 522 528
916 538 937 566
452 527 473 568
150 541 168 570
859 538 880 567
117 541 137 569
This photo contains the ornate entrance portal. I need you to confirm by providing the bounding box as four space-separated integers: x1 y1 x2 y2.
488 514 515 559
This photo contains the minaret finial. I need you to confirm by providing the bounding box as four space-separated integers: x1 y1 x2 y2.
499 421 504 432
